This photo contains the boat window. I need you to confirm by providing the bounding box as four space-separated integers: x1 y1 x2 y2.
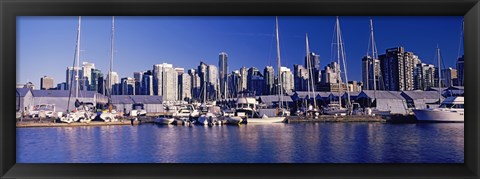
454 104 464 109
439 103 454 108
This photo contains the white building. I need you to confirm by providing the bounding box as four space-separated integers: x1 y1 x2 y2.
153 63 178 101
280 66 294 93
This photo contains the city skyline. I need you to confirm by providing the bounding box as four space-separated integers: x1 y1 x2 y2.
18 16 464 88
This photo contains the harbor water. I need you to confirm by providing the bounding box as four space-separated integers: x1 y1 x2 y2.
16 122 464 163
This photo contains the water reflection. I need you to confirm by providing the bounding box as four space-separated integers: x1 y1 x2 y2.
17 123 464 163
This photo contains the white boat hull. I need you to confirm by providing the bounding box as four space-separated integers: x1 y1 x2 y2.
246 117 285 123
412 109 464 122
154 117 175 125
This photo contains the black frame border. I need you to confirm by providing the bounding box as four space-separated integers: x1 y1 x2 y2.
1 0 479 178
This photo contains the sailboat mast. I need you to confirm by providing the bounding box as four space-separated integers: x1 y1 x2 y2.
109 16 115 103
275 16 283 109
437 46 442 101
339 18 351 107
335 16 342 108
370 18 377 100
75 16 81 99
305 33 316 108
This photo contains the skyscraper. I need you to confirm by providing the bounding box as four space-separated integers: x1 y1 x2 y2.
456 55 464 86
153 63 178 101
40 76 54 90
133 72 143 95
106 71 120 94
207 65 218 100
218 52 228 99
263 66 275 95
293 64 308 91
180 73 192 101
442 68 458 87
82 62 95 90
91 69 103 94
247 67 263 95
361 56 381 90
280 67 294 93
121 77 136 95
239 67 248 92
379 47 416 91
65 66 83 91
305 52 321 84
142 70 154 95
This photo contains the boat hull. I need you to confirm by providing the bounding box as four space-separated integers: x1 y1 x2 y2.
246 117 285 123
225 116 243 124
154 117 175 125
412 109 464 122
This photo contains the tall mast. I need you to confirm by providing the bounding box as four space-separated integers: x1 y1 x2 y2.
437 45 442 102
335 16 342 108
109 16 115 104
339 17 351 108
370 17 377 99
305 33 316 108
275 16 283 109
75 16 81 99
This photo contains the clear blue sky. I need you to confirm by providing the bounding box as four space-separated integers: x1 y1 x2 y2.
17 16 463 88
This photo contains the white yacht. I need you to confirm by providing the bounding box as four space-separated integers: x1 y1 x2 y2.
412 96 464 122
154 115 175 125
232 96 285 124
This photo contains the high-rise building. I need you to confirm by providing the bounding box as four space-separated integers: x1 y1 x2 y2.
239 67 248 92
90 69 103 93
40 76 54 90
280 67 294 93
142 70 154 95
133 72 143 95
413 63 436 90
180 73 192 101
229 70 242 98
57 82 67 91
361 56 381 90
106 71 120 94
121 77 136 95
263 66 275 95
218 52 228 99
456 55 464 86
207 65 218 100
442 68 458 87
305 52 321 84
293 64 308 91
82 62 95 90
65 66 83 91
188 69 201 100
153 63 178 101
321 62 339 84
247 67 263 95
378 47 416 91
197 61 208 100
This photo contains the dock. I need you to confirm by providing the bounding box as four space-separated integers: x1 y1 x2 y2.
285 115 386 123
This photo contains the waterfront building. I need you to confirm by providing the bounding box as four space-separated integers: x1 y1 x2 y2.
56 82 67 91
197 61 208 100
280 67 294 94
142 70 154 96
121 77 136 95
90 69 103 92
16 88 34 115
456 55 464 86
133 72 143 95
65 66 83 91
239 66 248 92
378 47 416 91
153 63 178 101
263 66 275 95
305 52 321 84
40 76 54 90
180 73 192 101
218 52 228 99
188 69 201 101
413 63 436 90
247 67 263 95
229 70 242 98
320 62 340 85
106 71 120 93
207 64 218 100
82 62 95 90
361 56 381 90
442 68 458 87
293 64 309 92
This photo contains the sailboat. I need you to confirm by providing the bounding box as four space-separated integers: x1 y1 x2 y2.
412 46 464 122
363 17 391 116
60 16 97 123
323 16 351 116
99 16 118 122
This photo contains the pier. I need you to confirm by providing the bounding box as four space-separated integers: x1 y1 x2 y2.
285 115 386 123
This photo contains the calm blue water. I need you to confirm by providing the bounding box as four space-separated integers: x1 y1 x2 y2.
16 123 464 163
